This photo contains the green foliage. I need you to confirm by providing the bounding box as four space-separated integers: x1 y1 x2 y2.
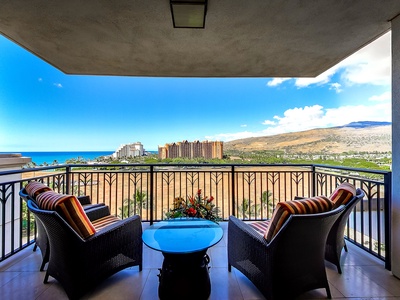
222 150 391 171
118 190 147 219
23 148 391 173
237 190 275 220
21 201 35 237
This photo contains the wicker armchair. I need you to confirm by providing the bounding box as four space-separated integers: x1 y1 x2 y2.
228 205 345 300
325 188 365 273
19 187 107 271
26 199 143 299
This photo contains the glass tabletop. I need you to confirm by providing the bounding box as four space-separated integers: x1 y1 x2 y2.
142 218 223 254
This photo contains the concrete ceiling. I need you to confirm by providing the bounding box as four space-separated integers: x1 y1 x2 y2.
1 0 400 78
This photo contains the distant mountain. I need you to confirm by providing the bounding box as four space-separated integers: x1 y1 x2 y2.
224 122 391 154
336 121 391 129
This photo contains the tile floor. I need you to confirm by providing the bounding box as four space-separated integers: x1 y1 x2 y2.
1 222 400 300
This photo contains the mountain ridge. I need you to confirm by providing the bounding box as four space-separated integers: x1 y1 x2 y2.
224 122 391 154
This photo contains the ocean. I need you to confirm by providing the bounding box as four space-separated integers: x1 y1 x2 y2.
1 151 114 165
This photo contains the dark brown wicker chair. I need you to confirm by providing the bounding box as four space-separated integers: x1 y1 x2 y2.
325 188 365 273
294 188 365 273
26 199 143 299
19 187 108 271
228 205 345 300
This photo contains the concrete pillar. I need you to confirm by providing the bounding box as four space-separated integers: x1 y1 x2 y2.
392 15 400 278
0 154 31 172
0 154 31 254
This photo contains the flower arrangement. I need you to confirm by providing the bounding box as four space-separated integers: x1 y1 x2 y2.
165 189 221 223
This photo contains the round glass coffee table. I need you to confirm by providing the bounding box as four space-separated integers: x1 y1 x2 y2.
142 218 223 300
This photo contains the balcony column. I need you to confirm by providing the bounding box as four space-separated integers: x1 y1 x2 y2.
391 15 400 278
0 154 31 254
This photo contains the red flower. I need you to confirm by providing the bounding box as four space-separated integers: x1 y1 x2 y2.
187 207 197 216
197 189 202 196
207 196 214 203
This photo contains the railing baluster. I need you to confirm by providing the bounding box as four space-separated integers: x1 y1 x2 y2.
0 163 392 268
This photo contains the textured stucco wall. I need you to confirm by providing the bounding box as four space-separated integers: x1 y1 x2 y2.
391 15 400 278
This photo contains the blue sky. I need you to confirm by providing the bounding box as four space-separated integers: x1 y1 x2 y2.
0 32 391 152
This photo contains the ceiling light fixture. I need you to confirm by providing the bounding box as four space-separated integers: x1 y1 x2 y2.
170 0 208 29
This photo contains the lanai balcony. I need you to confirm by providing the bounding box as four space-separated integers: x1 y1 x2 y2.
2 1 400 299
0 163 397 299
0 223 398 300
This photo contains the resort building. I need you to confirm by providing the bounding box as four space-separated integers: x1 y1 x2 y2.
158 140 223 160
112 142 144 158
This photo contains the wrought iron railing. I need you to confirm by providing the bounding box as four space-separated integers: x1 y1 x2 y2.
0 163 391 269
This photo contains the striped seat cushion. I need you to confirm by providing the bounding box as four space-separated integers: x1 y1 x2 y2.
92 215 121 231
25 181 52 198
329 182 356 209
264 196 334 242
249 220 270 236
36 191 96 239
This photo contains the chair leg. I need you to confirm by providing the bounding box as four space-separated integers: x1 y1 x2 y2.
44 272 49 284
326 286 332 299
33 243 38 252
228 263 231 272
336 263 342 274
344 240 348 252
39 259 46 272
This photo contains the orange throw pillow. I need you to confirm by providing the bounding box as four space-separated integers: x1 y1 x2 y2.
36 191 96 239
329 182 356 209
264 196 333 242
25 181 52 198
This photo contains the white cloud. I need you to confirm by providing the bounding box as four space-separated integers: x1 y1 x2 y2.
53 83 63 88
329 82 343 93
338 32 391 86
267 78 291 87
267 32 391 88
206 103 391 142
261 120 276 125
240 124 247 127
294 67 337 88
369 91 391 102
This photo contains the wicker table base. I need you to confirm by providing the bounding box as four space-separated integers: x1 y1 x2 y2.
158 250 210 300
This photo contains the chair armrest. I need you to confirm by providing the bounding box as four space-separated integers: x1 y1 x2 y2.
228 216 275 276
77 195 92 205
85 205 111 221
83 215 143 259
88 215 142 238
228 216 269 247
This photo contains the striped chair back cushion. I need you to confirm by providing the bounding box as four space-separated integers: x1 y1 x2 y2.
264 196 334 242
329 182 356 209
25 181 52 198
36 191 96 239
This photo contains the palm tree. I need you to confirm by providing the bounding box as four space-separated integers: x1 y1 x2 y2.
118 190 147 219
261 190 275 219
237 190 275 220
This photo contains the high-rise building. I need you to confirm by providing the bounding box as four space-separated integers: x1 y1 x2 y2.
113 142 144 159
158 140 223 160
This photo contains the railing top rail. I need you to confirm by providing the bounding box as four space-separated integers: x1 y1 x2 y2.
312 164 390 175
0 163 391 176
